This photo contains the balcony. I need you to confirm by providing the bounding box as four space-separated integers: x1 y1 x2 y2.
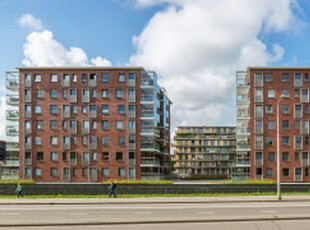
6 142 19 151
141 110 154 118
24 158 32 166
2 157 19 167
141 172 161 180
128 143 135 149
236 159 250 166
128 158 136 166
6 77 19 92
6 94 19 106
141 143 160 152
141 96 153 103
127 79 136 87
24 142 32 150
141 157 160 167
237 143 250 151
6 126 19 136
141 127 160 136
6 110 19 120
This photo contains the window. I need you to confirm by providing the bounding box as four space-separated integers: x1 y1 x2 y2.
116 121 123 130
51 136 58 145
37 152 44 161
268 120 275 130
116 152 123 161
34 136 41 145
35 168 41 176
265 105 272 114
50 121 57 130
129 136 135 145
305 74 309 83
82 105 87 114
295 120 300 130
102 73 109 82
255 136 263 149
256 168 262 177
92 89 97 98
102 120 109 130
73 168 77 177
82 74 87 83
102 89 109 98
305 168 309 177
301 89 309 102
37 90 44 98
282 168 289 177
34 74 41 83
295 136 303 149
62 89 67 98
118 168 126 177
305 136 309 146
268 89 275 98
63 152 67 161
102 168 109 177
301 120 309 134
255 89 263 102
37 121 44 130
82 136 87 146
305 105 309 114
82 168 87 177
129 73 136 80
102 136 109 146
73 136 77 146
118 136 125 145
266 168 273 178
268 152 275 162
102 105 109 114
282 136 289 146
92 152 97 161
294 89 299 99
282 120 289 130
92 120 97 130
34 105 41 114
255 105 263 118
295 104 302 118
118 73 126 82
73 74 77 83
282 152 289 161
295 152 299 162
51 74 58 83
118 105 125 114
282 105 289 114
294 73 303 87
282 89 289 98
282 73 289 83
50 105 58 114
51 89 57 99
72 105 77 114
89 105 97 113
63 120 67 130
51 152 58 161
266 136 273 146
102 152 109 161
116 89 123 98
255 73 263 86
265 73 272 82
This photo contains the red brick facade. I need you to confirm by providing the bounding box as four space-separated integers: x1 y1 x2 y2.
249 67 310 181
18 67 148 182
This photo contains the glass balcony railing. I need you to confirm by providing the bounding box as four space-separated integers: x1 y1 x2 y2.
6 79 19 92
6 126 19 136
6 142 19 151
6 110 19 120
6 94 19 105
141 127 160 136
141 157 160 166
141 96 153 102
141 143 160 151
141 110 154 118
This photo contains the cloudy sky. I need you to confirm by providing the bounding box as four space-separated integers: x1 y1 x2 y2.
0 0 309 140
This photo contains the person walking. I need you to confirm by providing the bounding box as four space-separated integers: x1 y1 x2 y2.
109 180 116 198
16 183 23 198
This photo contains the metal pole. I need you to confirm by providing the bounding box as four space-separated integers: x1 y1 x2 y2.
277 97 282 200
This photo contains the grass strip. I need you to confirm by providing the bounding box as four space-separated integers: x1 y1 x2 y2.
1 192 310 199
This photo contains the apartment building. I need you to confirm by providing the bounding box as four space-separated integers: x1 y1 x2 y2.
6 67 171 182
174 126 236 178
235 67 310 182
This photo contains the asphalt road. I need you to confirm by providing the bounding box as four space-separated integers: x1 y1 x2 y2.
1 201 310 227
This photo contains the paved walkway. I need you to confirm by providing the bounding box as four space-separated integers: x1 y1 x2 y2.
1 195 310 205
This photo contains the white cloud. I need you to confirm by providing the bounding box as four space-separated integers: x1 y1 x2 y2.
22 29 112 67
18 14 43 31
91 56 112 66
130 0 300 132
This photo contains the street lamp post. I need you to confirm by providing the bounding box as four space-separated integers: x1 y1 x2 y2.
276 95 284 201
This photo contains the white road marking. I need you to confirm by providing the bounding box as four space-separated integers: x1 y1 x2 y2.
69 213 87 216
2 213 19 215
196 212 214 214
260 210 276 213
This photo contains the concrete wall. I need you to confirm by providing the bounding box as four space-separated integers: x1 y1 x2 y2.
1 183 310 196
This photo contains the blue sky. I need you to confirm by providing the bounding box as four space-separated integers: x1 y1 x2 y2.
1 0 310 138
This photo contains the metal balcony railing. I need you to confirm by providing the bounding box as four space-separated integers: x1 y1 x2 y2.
128 94 135 102
89 110 97 118
24 142 32 150
128 128 136 134
128 158 136 166
127 79 136 87
69 94 77 103
24 158 32 166
69 126 77 134
82 128 90 134
63 109 70 118
128 111 135 118
69 158 77 166
6 142 19 151
128 143 136 149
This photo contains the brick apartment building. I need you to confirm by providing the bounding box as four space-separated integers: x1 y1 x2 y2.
6 67 171 182
235 67 310 182
174 126 236 178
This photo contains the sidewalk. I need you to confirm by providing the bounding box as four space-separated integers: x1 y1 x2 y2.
1 195 310 205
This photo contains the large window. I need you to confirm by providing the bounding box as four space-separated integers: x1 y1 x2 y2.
116 89 123 98
255 89 263 102
118 105 125 114
34 105 41 114
102 73 109 83
282 105 289 114
255 73 263 87
282 73 289 83
265 105 272 114
282 89 289 98
255 105 263 118
51 89 58 99
50 105 58 114
282 136 289 146
102 89 109 98
265 73 272 83
102 105 109 114
102 136 109 146
282 120 289 130
268 152 275 162
294 73 303 87
282 152 289 161
51 152 58 161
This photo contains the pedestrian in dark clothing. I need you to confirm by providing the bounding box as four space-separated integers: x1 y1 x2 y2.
16 183 23 198
109 180 116 198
